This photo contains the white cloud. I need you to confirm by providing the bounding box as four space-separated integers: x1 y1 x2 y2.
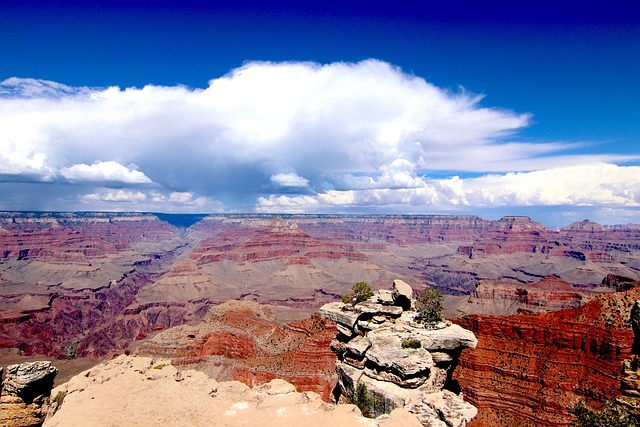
0 61 638 220
269 172 309 188
257 163 640 212
83 189 147 203
81 189 222 212
61 161 152 184
0 77 95 99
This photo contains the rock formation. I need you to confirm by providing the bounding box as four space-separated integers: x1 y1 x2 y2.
2 212 639 364
0 361 57 427
455 284 640 426
459 276 596 316
43 355 421 427
320 280 478 426
616 299 640 422
135 300 338 401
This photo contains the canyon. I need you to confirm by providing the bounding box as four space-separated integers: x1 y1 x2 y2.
1 212 639 426
456 280 640 426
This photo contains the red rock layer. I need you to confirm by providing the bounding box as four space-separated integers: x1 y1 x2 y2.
190 218 368 266
454 286 640 426
455 216 640 264
469 276 595 313
0 213 189 358
137 303 338 401
0 213 177 261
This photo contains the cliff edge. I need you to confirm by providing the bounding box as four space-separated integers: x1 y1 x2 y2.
42 355 420 427
320 279 478 427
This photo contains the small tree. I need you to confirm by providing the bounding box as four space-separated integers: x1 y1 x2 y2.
353 382 374 417
343 282 373 305
416 287 444 323
352 281 373 304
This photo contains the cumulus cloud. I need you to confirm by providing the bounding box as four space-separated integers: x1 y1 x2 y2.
81 188 222 212
83 189 147 203
269 172 309 188
0 61 638 219
257 163 640 212
61 161 152 184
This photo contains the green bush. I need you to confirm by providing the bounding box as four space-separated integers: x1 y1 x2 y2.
569 401 635 427
342 293 353 304
342 282 374 306
352 282 374 304
53 391 66 407
353 382 374 417
416 287 444 323
402 338 422 349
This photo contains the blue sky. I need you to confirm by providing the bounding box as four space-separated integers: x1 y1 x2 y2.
0 1 638 226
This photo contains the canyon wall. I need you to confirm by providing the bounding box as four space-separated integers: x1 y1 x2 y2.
454 284 640 426
136 300 338 401
1 211 639 417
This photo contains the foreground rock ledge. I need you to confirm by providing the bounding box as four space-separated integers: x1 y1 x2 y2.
320 280 478 427
43 355 421 427
0 361 57 427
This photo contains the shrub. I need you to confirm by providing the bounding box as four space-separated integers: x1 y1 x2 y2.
53 391 66 407
352 282 374 304
569 401 635 427
353 382 374 417
402 338 422 349
342 293 353 304
342 282 373 306
153 363 168 370
416 287 444 323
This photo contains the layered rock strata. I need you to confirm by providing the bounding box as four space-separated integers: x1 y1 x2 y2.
0 361 57 427
616 300 640 421
320 280 478 426
461 276 596 316
43 355 422 427
455 283 640 426
135 301 338 401
2 212 639 364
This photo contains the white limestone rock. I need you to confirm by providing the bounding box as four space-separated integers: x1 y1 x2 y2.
392 280 413 310
319 302 361 329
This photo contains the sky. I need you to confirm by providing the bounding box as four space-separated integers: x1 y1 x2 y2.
0 1 638 226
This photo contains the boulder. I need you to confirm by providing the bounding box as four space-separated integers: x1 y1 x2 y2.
355 301 403 317
346 336 371 357
365 328 434 378
319 302 361 329
375 290 395 306
0 361 57 427
391 280 412 310
413 324 478 351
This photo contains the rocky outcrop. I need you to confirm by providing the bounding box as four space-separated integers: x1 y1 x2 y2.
461 276 596 316
603 274 640 292
320 280 478 426
616 300 640 422
455 285 640 426
136 301 338 401
43 355 421 427
0 361 57 427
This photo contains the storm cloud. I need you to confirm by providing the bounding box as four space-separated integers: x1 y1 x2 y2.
0 60 638 222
